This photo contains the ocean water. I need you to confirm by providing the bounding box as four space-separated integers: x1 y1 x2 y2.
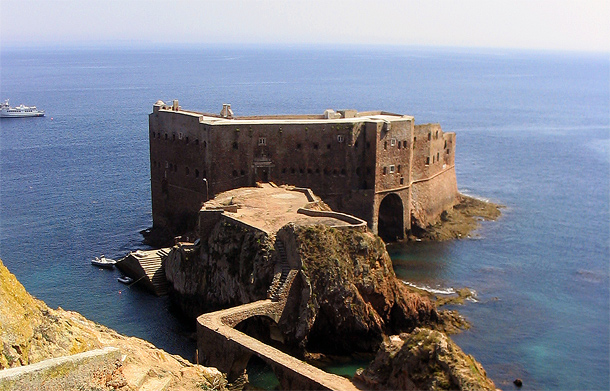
1 46 608 389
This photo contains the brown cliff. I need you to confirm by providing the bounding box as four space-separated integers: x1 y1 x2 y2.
283 224 437 353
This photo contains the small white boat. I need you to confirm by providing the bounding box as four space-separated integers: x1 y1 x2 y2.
91 255 116 268
117 275 133 284
0 99 45 118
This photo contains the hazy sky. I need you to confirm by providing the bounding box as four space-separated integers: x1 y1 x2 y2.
1 0 609 52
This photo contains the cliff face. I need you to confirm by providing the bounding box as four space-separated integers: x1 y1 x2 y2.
0 259 226 390
283 224 437 353
165 220 275 319
354 328 497 391
165 216 437 355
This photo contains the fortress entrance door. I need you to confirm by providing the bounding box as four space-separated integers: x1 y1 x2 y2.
378 193 404 242
253 157 274 183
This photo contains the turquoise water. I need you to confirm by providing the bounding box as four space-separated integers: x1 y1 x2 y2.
1 46 608 389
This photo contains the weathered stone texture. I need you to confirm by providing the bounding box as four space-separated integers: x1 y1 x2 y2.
148 102 459 241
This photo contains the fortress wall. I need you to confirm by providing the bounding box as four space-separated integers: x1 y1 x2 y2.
410 166 459 229
374 119 414 191
149 103 458 238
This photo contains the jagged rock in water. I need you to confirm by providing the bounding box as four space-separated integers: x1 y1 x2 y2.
354 328 497 390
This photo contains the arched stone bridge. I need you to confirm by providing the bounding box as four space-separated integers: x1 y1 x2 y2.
197 270 360 390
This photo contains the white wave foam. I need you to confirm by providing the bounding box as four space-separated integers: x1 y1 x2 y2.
402 281 456 295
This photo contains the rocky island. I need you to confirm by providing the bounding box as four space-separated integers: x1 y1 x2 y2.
162 184 498 389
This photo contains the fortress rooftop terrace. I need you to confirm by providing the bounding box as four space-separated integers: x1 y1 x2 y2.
201 184 366 235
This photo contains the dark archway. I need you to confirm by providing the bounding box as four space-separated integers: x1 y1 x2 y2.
378 193 404 242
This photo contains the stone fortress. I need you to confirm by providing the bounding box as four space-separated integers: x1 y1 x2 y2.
149 100 459 241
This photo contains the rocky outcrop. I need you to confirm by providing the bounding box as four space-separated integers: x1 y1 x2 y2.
282 224 437 354
354 328 497 390
165 220 275 319
410 194 502 241
0 259 226 390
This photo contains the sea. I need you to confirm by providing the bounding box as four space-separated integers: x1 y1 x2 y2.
0 45 608 390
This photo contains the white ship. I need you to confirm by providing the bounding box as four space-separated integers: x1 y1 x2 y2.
0 99 45 118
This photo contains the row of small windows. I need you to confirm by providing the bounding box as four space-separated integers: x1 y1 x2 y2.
428 130 441 140
152 131 207 147
425 150 450 165
382 164 402 175
384 139 409 150
152 160 206 178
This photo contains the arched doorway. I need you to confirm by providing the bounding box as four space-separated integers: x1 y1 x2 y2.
378 193 404 242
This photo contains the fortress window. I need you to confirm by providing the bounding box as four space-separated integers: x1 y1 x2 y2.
354 141 358 148
397 141 401 149
383 167 387 175
366 142 371 149
341 168 347 176
397 165 401 173
313 143 319 150
327 144 331 149
307 168 312 174
333 169 338 176
195 139 199 145
391 138 396 147
185 137 189 144
195 169 200 178
282 168 287 174
179 132 183 140
437 152 440 161
444 140 447 149
232 170 238 177
169 163 173 170
436 131 439 139
337 135 345 143
428 133 431 141
400 177 404 185
240 169 245 176
297 143 302 149
232 142 238 150
315 168 320 174
426 157 430 165
384 141 387 150
299 168 304 174
185 167 190 175
447 149 450 154
258 137 267 146
389 165 395 174
403 141 407 148
165 134 168 140
291 168 296 174
203 141 207 148
173 134 176 141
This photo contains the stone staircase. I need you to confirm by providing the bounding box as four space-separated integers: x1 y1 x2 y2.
117 248 170 296
268 240 292 302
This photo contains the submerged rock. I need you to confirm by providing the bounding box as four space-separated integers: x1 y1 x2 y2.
354 328 497 390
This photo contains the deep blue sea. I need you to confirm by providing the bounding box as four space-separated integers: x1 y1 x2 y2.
1 45 608 390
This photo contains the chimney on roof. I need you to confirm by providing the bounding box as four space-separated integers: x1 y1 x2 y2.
220 104 234 118
172 100 179 111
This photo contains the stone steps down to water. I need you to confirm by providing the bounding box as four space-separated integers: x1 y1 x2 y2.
116 248 171 296
268 240 293 301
